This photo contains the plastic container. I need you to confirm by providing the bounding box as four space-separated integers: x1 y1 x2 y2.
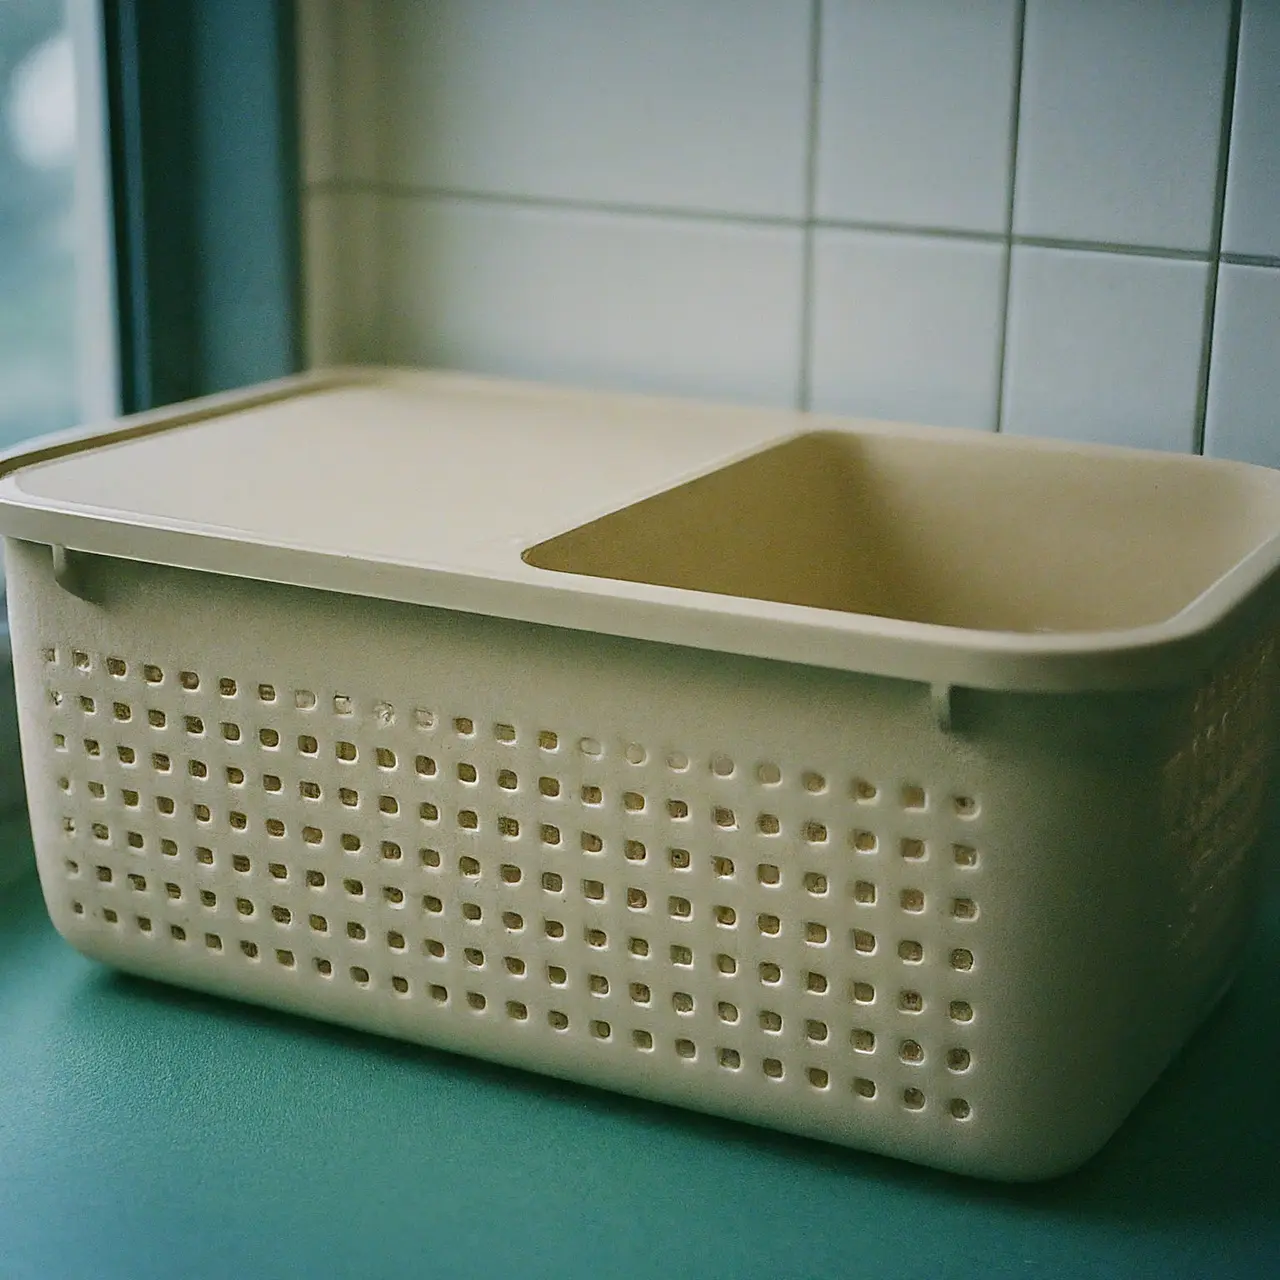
2 368 1278 1180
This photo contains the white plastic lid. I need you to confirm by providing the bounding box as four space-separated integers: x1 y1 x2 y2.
2 367 1280 694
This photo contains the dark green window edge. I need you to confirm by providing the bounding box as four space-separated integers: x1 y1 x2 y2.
1 0 303 813
104 0 303 410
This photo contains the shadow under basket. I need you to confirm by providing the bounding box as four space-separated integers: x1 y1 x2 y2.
2 368 1279 1180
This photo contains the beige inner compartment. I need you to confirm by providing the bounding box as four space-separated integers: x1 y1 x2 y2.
525 431 1279 633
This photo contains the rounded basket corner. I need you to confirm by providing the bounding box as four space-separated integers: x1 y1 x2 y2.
953 1128 1119 1184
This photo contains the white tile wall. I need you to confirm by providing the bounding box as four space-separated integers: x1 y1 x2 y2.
380 197 806 406
1013 0 1232 252
378 0 813 218
809 231 1005 429
816 0 1019 234
300 0 1280 467
297 0 380 186
1204 265 1280 466
1002 248 1210 452
1222 0 1280 258
302 190 383 366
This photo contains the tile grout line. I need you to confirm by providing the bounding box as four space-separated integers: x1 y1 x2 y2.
310 178 1251 265
1194 0 1245 456
310 179 1280 260
318 178 801 228
366 0 392 369
315 177 1005 240
1220 251 1280 269
1012 235 1209 262
992 0 1027 435
795 0 824 414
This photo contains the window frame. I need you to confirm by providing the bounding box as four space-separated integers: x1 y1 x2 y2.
1 0 302 806
103 0 303 412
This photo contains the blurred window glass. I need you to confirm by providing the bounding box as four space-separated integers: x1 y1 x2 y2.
0 0 116 605
0 0 116 454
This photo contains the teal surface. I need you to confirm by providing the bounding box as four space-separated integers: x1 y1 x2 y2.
1 813 1277 1280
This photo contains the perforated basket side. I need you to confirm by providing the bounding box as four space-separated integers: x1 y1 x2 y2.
7 538 1275 1180
1162 628 1279 965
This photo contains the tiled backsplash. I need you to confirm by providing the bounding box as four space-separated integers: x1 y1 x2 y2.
299 0 1280 464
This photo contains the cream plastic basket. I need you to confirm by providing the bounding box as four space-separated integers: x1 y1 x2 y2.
2 368 1279 1181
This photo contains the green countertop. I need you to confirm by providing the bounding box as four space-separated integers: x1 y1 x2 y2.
2 811 1277 1280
